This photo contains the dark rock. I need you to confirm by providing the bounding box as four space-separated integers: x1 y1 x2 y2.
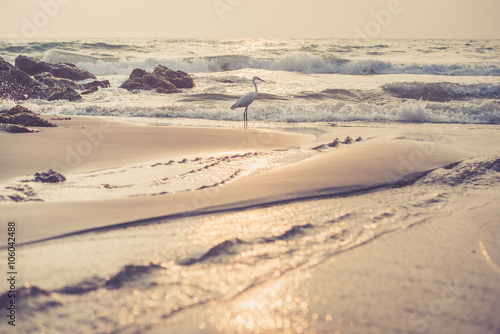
312 144 327 150
120 68 180 94
120 80 151 91
34 72 81 90
15 55 96 81
1 105 57 127
0 87 28 101
34 169 66 183
129 68 148 80
81 80 110 90
343 136 353 144
0 56 76 101
0 60 48 99
6 105 33 115
0 124 36 133
152 65 195 88
7 194 26 202
0 57 15 71
81 86 99 95
0 113 9 123
356 136 363 142
47 88 82 102
328 138 341 147
120 65 195 94
9 113 56 127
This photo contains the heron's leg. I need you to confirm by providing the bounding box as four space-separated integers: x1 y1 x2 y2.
244 107 248 129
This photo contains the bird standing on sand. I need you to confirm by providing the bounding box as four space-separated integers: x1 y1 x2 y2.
230 76 265 128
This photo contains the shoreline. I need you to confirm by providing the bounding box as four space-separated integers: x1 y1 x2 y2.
0 115 314 182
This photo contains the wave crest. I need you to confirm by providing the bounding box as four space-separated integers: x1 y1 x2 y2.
384 82 500 102
40 49 500 77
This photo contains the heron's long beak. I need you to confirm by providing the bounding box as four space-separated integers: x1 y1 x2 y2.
257 77 265 82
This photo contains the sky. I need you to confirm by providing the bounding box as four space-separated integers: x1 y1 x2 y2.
1 0 500 39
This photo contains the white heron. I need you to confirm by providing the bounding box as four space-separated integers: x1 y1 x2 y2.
230 76 265 128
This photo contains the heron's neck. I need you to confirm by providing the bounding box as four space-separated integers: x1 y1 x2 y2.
253 79 258 93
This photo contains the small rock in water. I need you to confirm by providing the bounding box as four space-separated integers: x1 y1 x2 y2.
81 86 99 95
34 169 66 183
153 65 195 89
356 136 363 142
47 88 82 102
119 65 195 94
82 80 110 90
34 72 81 90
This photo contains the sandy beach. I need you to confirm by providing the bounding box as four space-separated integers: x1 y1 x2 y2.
162 196 500 334
1 115 499 333
1 1 500 330
0 115 476 244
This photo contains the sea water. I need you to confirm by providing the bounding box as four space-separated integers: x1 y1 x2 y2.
1 38 499 124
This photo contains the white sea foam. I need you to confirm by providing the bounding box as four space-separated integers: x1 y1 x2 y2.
43 49 110 64
1 40 499 126
44 48 500 77
5 98 498 125
384 82 500 100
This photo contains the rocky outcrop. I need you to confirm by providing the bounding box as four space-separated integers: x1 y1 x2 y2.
15 55 96 81
0 57 46 99
2 56 198 102
0 123 37 133
0 105 57 127
34 72 81 90
80 79 111 95
0 58 15 71
81 86 99 95
120 65 195 93
152 65 195 89
120 68 180 94
47 88 81 102
82 79 110 90
0 56 82 101
34 169 66 183
0 87 28 101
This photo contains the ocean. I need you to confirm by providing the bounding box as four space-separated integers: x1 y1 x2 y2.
1 38 500 333
1 38 500 124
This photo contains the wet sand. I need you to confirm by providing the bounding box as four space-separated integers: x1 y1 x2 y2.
0 116 470 245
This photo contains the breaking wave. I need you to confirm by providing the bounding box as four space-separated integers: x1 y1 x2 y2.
40 49 500 76
8 98 498 124
384 82 500 101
